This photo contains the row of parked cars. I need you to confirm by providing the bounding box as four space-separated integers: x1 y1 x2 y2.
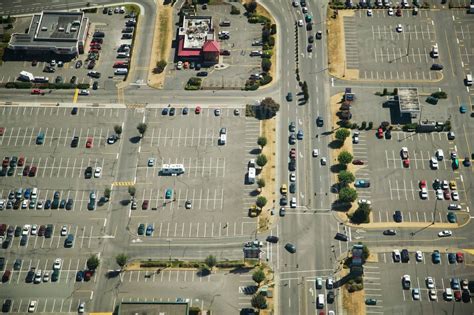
401 274 471 302
0 224 74 248
0 188 74 211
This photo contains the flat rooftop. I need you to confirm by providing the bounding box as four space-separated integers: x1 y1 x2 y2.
119 302 188 315
398 87 420 113
178 16 214 49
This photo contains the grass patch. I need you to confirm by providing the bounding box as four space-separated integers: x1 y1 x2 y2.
158 8 171 60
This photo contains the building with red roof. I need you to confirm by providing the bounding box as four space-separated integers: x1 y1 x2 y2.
177 16 219 65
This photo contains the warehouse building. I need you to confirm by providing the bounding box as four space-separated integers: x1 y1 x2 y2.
7 11 89 60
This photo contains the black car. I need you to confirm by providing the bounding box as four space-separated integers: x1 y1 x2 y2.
334 232 348 241
394 210 403 222
0 257 4 270
71 136 79 147
285 243 296 253
59 199 66 209
401 249 410 262
122 33 133 39
448 253 456 264
280 197 288 206
289 160 296 171
182 107 189 115
196 71 208 77
66 199 74 210
306 23 312 31
92 81 99 90
70 76 77 84
44 199 51 209
316 30 322 39
13 259 22 270
162 108 169 115
327 291 335 304
102 7 108 14
316 116 324 127
169 108 175 116
20 235 28 246
14 226 21 237
2 299 11 312
289 183 296 194
85 166 93 179
2 236 12 249
25 269 35 283
55 76 63 84
308 35 314 43
71 107 78 115
45 225 53 238
43 66 55 73
307 45 313 52
431 64 443 70
383 229 396 235
88 71 101 78
266 235 279 243
462 290 471 302
385 130 392 139
75 60 83 68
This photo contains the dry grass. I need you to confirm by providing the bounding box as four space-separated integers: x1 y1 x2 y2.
258 117 277 232
342 285 366 315
326 9 359 80
148 3 173 89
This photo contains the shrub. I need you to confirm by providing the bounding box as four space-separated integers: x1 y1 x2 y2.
155 60 167 74
77 83 90 89
267 36 275 47
360 121 367 130
431 91 447 99
259 74 272 86
245 81 260 91
261 58 272 72
185 77 202 90
270 24 277 35
366 121 373 130
350 203 371 224
230 5 240 15
245 0 257 13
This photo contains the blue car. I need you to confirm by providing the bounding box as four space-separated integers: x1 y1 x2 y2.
447 253 456 264
44 200 51 209
76 270 84 281
146 224 154 236
162 108 169 115
432 250 441 264
297 130 303 140
165 189 173 199
355 180 370 188
54 191 60 200
460 105 467 113
24 188 31 199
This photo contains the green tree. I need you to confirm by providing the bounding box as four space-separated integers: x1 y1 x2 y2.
258 97 280 119
335 128 350 143
360 243 370 261
114 125 122 138
245 0 257 13
252 269 266 285
104 187 111 198
257 178 266 188
339 187 357 203
128 185 136 197
137 123 147 137
338 170 355 186
251 294 267 310
86 254 100 271
262 58 272 72
257 136 267 148
337 151 353 165
256 196 267 208
116 253 128 269
155 60 167 74
351 204 371 224
230 5 241 14
204 255 217 269
256 154 268 167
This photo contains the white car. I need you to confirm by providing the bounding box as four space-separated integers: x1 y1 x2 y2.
22 224 31 236
94 167 102 178
402 275 411 288
436 189 443 200
393 249 401 262
430 157 439 169
298 20 304 27
34 270 42 283
450 151 457 159
436 149 444 160
438 230 452 237
442 180 449 190
353 136 359 144
43 271 50 282
412 288 420 300
214 109 221 116
448 204 461 210
60 225 68 236
388 8 394 15
185 200 192 209
452 191 459 201
28 300 37 312
426 277 435 289
415 251 423 262
302 7 308 13
30 224 38 235
321 157 327 165
78 302 85 313
22 199 29 209
290 197 297 208
420 188 428 199
312 149 319 157
290 173 296 182
53 258 62 270
367 9 373 16
36 200 43 209
148 158 155 167
79 90 90 96
0 200 5 210
429 289 437 300
396 24 403 32
358 199 371 205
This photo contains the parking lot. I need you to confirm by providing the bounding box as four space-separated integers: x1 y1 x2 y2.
453 11 474 106
352 129 470 224
163 3 264 90
364 251 474 314
130 106 260 240
344 9 441 81
0 7 135 90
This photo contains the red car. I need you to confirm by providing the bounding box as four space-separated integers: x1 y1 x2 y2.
195 106 201 114
377 128 383 138
352 160 364 165
84 270 94 281
0 127 4 136
90 44 101 50
289 148 296 159
403 159 410 168
454 290 462 301
419 180 426 189
89 48 99 53
18 156 25 167
86 137 93 148
31 89 44 95
23 165 30 176
443 190 451 200
2 157 9 168
142 200 149 210
38 225 45 236
29 166 37 177
396 8 402 16
456 252 464 263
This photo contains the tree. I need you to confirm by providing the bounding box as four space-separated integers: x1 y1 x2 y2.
116 253 128 269
258 97 280 119
154 60 167 74
252 269 266 285
256 154 268 167
114 125 122 137
230 5 241 14
251 294 267 310
86 254 100 271
257 178 266 188
338 170 355 186
339 187 357 203
137 123 147 137
245 0 257 13
128 185 136 197
335 128 350 143
257 136 267 148
360 243 370 261
104 187 111 198
351 203 371 224
262 58 272 72
270 23 277 35
256 196 267 208
204 255 217 269
337 151 353 165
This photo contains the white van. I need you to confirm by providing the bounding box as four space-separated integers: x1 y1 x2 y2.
317 294 325 309
466 74 473 86
219 133 227 145
431 44 439 58
444 288 453 300
114 68 128 75
31 187 38 200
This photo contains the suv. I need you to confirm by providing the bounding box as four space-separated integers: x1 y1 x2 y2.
402 275 411 289
316 116 324 127
393 250 401 262
401 249 410 263
85 166 93 179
